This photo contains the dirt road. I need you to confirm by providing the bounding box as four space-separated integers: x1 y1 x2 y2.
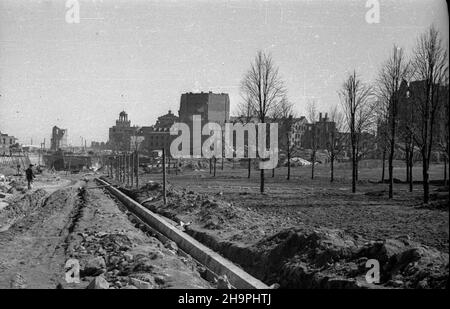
0 172 211 289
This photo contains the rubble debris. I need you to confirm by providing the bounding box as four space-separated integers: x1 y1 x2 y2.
125 181 449 289
86 275 110 289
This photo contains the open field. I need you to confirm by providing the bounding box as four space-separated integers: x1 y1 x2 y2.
141 161 449 253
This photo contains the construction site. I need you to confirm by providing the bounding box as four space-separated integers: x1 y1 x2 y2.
0 0 448 294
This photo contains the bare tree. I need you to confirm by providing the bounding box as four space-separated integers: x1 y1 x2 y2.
376 45 410 198
307 100 318 179
397 82 416 192
410 26 449 203
339 71 374 193
327 105 345 182
271 97 296 179
235 98 257 179
240 50 287 193
375 107 389 183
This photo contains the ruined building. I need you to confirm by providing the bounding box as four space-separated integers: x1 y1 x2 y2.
50 126 68 151
0 130 17 154
301 113 336 150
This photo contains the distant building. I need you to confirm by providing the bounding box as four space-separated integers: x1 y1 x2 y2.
0 131 17 154
155 110 178 129
178 92 230 155
179 92 230 125
108 111 139 151
50 126 68 151
91 141 107 150
139 126 173 154
397 79 448 149
301 113 335 150
288 117 308 149
137 110 178 154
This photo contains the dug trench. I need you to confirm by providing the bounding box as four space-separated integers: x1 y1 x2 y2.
107 177 449 289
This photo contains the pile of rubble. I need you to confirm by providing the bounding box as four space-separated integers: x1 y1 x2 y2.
0 187 47 231
67 231 171 289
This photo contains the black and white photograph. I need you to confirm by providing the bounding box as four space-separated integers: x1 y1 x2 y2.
0 0 448 295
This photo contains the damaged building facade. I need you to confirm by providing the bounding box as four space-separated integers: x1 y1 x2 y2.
0 131 17 155
50 126 68 151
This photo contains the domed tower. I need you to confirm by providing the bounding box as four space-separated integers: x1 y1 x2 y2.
116 111 131 127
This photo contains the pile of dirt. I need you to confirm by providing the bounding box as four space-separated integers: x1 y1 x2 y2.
129 182 241 231
252 228 448 289
189 227 448 289
0 189 47 231
124 179 449 289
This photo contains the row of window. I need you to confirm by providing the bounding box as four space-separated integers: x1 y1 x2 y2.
1 138 14 145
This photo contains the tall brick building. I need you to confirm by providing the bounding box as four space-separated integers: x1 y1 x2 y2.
178 92 230 155
178 92 230 126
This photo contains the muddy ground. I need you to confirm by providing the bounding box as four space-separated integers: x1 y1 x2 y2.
0 170 211 289
125 160 448 289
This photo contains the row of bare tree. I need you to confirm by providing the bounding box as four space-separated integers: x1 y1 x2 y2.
236 26 448 202
373 26 448 203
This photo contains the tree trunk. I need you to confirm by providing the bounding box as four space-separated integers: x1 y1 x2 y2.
209 158 212 174
381 148 386 182
405 148 410 184
352 146 356 193
272 168 275 178
444 156 447 185
287 148 291 180
409 151 413 192
248 158 251 178
213 157 217 177
260 168 265 193
330 155 334 182
221 157 224 170
422 151 429 204
388 148 394 199
311 151 315 179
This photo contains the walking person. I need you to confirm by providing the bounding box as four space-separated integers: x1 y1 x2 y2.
25 164 35 190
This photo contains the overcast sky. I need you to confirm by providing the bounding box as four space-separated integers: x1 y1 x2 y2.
0 0 448 146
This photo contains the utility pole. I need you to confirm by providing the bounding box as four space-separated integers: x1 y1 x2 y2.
135 150 139 188
130 152 134 187
126 152 130 186
162 148 167 205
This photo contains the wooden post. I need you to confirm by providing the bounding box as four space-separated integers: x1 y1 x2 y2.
130 153 134 187
214 156 217 177
162 148 167 205
119 155 122 183
122 154 125 183
126 154 128 184
135 150 139 189
115 156 119 181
